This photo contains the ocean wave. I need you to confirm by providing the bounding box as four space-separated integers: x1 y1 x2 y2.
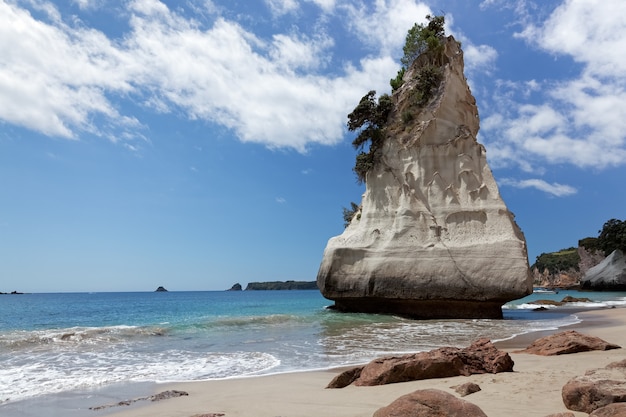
186 314 308 331
0 325 169 350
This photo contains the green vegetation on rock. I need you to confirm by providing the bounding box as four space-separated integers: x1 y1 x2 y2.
347 91 393 184
245 281 318 290
347 15 447 186
597 218 626 255
342 201 360 228
531 247 580 274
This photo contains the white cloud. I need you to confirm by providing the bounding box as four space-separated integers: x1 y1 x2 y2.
72 0 102 10
0 0 399 152
0 1 139 140
499 178 577 197
275 197 287 203
481 0 626 171
342 0 431 54
463 43 497 74
265 0 298 16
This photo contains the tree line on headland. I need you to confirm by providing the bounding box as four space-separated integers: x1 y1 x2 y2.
228 281 318 291
532 218 626 287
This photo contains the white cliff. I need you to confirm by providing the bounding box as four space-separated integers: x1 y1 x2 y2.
581 250 626 290
317 36 532 319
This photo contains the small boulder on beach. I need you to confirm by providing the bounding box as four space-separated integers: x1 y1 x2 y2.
516 330 620 356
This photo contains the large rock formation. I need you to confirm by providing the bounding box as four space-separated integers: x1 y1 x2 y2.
581 250 626 290
317 36 532 319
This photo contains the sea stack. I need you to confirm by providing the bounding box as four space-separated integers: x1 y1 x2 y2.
317 34 532 319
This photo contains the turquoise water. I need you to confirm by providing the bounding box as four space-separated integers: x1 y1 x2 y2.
1 289 625 413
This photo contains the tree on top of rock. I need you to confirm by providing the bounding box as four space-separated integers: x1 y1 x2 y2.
598 218 626 255
391 15 446 92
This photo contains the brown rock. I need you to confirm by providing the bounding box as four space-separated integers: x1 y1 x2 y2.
326 366 363 389
589 403 626 416
328 338 512 388
373 389 487 417
517 330 620 356
543 413 576 417
452 382 481 397
562 362 626 413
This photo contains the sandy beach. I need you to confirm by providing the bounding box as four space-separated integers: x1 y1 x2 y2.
105 307 626 417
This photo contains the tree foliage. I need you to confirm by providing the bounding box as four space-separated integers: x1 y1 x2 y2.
342 202 360 228
347 91 393 183
532 247 580 274
400 15 445 68
597 218 626 255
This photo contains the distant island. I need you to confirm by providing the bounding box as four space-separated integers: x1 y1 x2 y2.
155 286 168 292
0 291 24 295
244 281 318 291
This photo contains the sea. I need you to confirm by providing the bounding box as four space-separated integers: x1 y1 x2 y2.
2 289 626 416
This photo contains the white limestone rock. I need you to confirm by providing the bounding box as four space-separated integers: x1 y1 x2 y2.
316 36 532 319
581 250 626 290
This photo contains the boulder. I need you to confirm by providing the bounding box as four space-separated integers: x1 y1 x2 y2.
589 403 626 416
316 35 531 319
327 338 513 388
452 382 481 397
372 389 488 417
562 360 626 413
516 330 620 356
581 250 626 290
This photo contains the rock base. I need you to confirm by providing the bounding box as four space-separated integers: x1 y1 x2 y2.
330 298 504 319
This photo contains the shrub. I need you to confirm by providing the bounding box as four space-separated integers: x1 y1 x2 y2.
342 202 361 228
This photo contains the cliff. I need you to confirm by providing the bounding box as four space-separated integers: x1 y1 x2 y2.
317 35 532 319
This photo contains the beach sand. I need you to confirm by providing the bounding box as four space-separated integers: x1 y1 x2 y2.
106 307 626 417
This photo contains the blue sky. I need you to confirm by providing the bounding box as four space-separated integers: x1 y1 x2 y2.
1 0 625 292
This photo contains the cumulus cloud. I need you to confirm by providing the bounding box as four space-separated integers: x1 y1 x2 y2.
0 0 402 151
499 178 577 197
481 0 626 171
0 1 139 140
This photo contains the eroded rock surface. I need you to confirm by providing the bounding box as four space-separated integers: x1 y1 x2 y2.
517 330 620 356
327 338 513 388
317 36 531 319
372 389 488 417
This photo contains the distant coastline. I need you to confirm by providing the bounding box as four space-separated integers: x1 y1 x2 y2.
0 291 24 295
228 281 318 291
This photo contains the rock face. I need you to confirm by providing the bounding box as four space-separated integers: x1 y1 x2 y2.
581 250 626 290
562 359 626 413
372 389 488 417
327 338 513 388
316 36 532 319
517 330 620 356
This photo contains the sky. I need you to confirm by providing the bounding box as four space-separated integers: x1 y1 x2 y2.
1 0 625 292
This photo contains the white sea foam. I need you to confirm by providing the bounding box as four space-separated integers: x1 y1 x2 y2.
0 348 280 403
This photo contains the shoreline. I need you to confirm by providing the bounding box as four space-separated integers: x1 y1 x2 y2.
3 306 623 417
102 306 626 417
